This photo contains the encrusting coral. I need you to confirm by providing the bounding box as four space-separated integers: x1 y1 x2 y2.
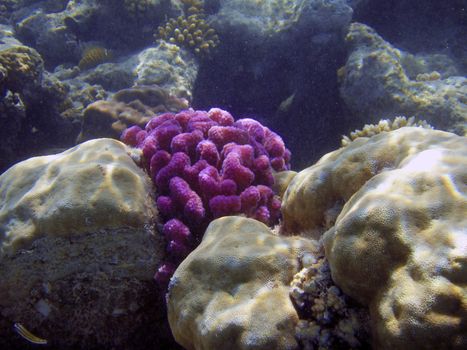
155 0 219 56
120 107 291 287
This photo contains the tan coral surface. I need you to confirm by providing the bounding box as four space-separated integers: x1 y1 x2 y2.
282 127 464 236
167 216 319 350
0 138 155 255
0 138 164 349
282 127 467 349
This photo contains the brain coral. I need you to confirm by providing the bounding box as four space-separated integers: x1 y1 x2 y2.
0 139 167 348
121 108 291 286
167 216 318 350
282 127 467 349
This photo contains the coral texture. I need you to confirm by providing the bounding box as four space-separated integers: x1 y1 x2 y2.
167 216 318 350
0 45 43 92
282 127 467 349
121 108 291 286
0 138 166 349
0 138 155 254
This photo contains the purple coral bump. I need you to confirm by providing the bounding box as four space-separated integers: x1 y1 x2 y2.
210 195 241 218
121 125 142 146
156 196 175 218
163 218 192 243
121 108 291 286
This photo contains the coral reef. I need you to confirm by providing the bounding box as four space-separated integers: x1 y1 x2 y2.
120 108 291 286
78 85 189 142
340 116 433 147
167 216 319 350
1 2 464 349
282 127 467 349
290 253 370 349
282 127 464 235
0 138 169 349
340 22 466 134
59 80 108 123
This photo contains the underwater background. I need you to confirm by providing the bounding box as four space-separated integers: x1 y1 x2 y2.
0 1 466 350
0 0 464 174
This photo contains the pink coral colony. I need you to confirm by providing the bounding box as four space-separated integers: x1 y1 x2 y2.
121 108 291 287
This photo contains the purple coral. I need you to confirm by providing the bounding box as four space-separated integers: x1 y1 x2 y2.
121 108 291 288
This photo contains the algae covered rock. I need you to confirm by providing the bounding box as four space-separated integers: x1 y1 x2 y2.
0 138 166 349
282 127 467 349
77 85 189 143
167 216 318 350
340 22 466 134
135 41 198 100
0 42 73 173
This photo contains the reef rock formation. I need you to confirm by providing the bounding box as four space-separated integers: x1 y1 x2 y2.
0 36 73 172
167 216 318 350
134 41 199 100
340 22 466 134
0 139 166 349
211 0 352 44
78 84 189 142
282 127 467 349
